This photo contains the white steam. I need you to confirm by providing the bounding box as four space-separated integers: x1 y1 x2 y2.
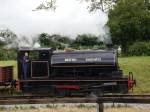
0 0 112 47
102 25 112 44
0 0 107 39
0 37 5 42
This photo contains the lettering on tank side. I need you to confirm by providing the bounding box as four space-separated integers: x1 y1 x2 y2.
64 58 77 62
85 58 101 62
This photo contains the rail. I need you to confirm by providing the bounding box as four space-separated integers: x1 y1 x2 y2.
0 94 149 112
0 94 150 105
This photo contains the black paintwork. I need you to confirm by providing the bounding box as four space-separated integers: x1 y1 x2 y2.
17 48 128 95
51 50 116 66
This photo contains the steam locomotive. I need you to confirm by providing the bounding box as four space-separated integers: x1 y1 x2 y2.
16 48 135 96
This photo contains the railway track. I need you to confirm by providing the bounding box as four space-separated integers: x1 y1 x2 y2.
0 94 150 105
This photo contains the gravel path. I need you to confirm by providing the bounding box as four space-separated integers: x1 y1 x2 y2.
0 103 150 112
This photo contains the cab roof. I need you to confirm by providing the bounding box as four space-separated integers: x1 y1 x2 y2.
18 47 52 51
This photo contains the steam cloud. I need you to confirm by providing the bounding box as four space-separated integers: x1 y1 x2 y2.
0 0 112 47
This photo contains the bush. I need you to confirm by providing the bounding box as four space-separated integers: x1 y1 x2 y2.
128 41 150 56
0 49 17 60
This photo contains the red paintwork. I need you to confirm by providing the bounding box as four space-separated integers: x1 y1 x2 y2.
128 79 133 90
16 80 21 91
56 85 80 89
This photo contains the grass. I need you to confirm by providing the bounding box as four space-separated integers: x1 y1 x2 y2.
0 56 150 93
119 56 150 93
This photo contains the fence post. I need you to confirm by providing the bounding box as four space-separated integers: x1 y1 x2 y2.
96 103 104 112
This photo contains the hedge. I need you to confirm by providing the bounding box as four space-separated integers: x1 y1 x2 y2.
128 41 150 56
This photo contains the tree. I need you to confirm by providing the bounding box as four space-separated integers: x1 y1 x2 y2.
0 28 17 48
38 33 51 47
0 37 5 47
53 35 72 44
52 34 73 48
35 0 56 11
145 0 150 10
85 0 117 12
107 0 150 54
38 33 105 49
35 0 116 12
71 34 105 49
50 34 73 49
38 33 59 48
74 34 99 46
38 33 72 49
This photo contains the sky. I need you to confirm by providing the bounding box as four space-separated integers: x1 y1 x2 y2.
0 0 108 39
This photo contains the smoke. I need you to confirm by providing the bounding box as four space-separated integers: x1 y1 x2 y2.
0 0 107 39
0 30 40 48
33 42 40 48
0 26 40 48
15 35 40 48
0 0 112 48
102 25 112 44
0 37 5 42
